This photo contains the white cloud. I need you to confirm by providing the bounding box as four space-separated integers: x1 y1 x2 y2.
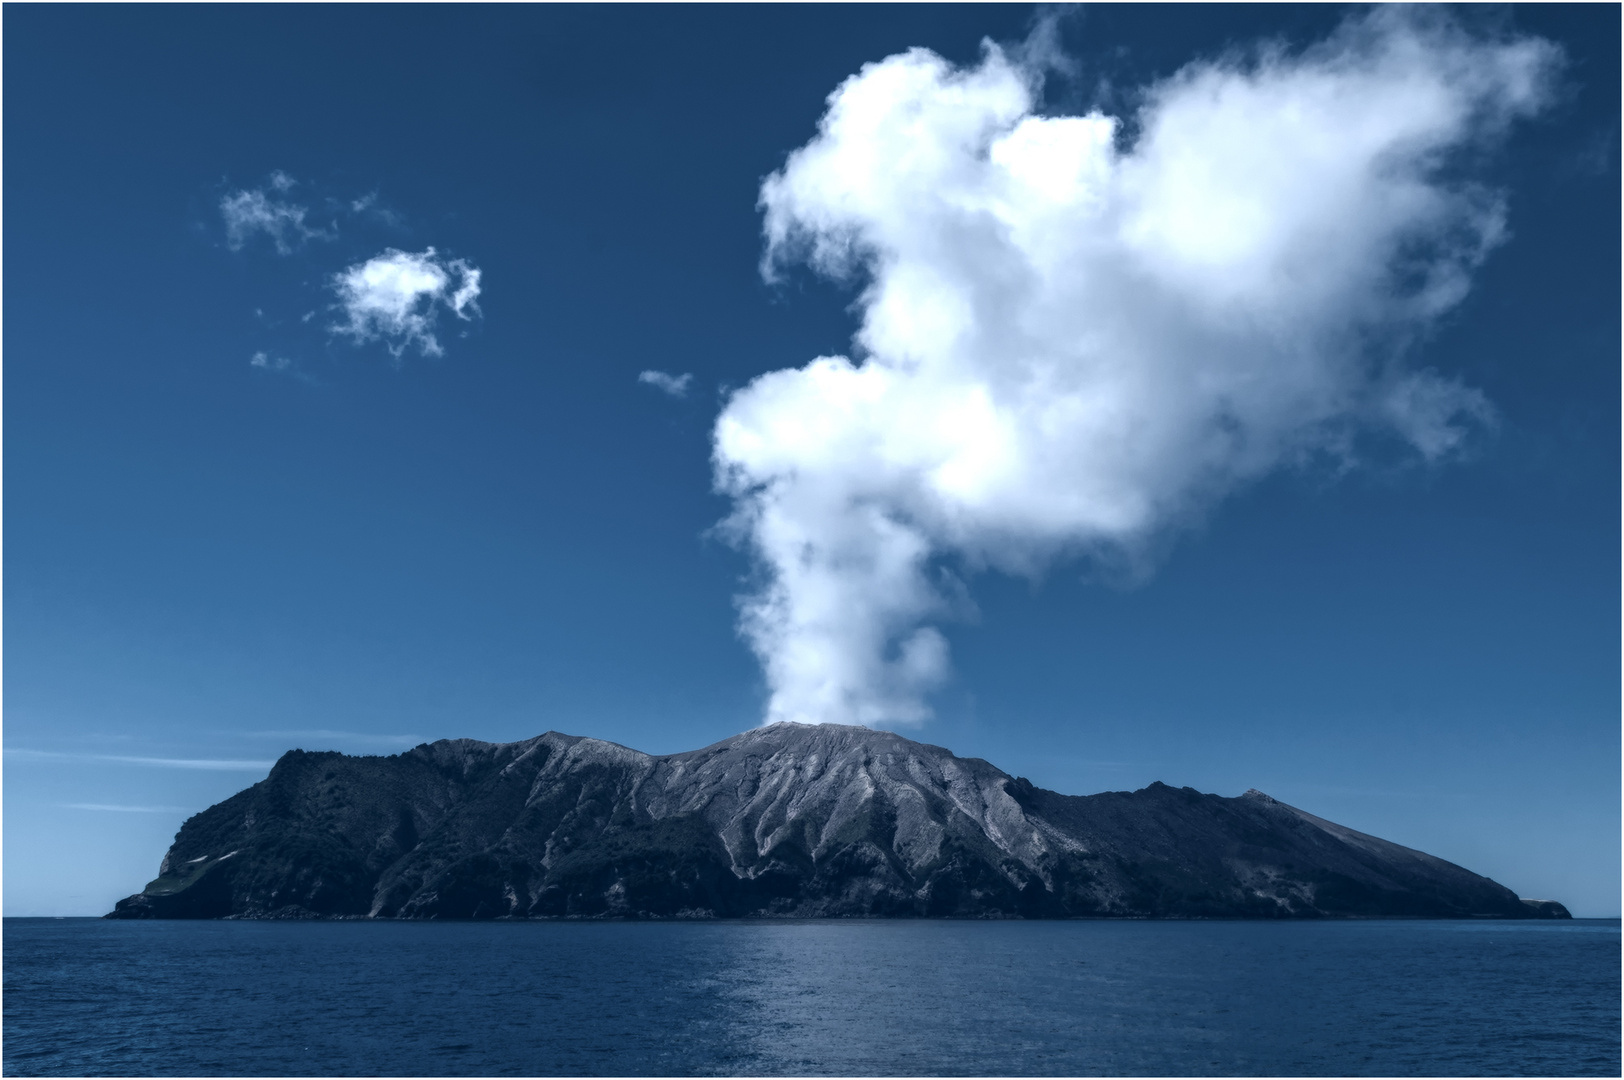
639 370 694 397
712 10 1557 727
249 351 320 386
330 247 482 358
249 351 292 372
8 748 275 770
99 755 274 771
220 177 331 254
247 729 423 747
350 192 405 227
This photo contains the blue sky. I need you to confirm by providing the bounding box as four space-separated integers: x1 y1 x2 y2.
5 5 1617 918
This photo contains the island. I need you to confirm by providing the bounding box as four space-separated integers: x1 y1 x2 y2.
107 723 1570 920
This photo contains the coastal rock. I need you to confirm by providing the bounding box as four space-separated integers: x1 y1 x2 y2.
107 724 1571 920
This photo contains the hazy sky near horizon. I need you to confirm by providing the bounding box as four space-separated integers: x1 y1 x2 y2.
5 4 1618 918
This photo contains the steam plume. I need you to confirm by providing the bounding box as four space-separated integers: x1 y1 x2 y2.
713 11 1557 726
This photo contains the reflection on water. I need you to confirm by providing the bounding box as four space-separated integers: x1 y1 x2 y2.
4 917 1618 1076
707 919 1620 1076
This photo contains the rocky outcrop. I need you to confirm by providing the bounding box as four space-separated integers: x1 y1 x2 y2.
107 724 1570 920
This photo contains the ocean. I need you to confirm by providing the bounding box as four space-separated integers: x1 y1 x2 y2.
4 917 1617 1076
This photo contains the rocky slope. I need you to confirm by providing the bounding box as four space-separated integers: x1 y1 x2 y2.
107 724 1569 920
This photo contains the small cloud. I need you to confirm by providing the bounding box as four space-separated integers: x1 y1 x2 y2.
246 729 423 748
330 247 482 358
7 748 274 771
350 192 405 228
221 175 333 254
60 803 193 814
1380 370 1496 461
249 351 292 372
107 754 275 771
639 370 693 397
248 351 318 386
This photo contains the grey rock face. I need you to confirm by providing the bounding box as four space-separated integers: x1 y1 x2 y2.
107 724 1570 920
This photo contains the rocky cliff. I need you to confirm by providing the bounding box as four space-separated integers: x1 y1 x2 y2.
107 724 1569 920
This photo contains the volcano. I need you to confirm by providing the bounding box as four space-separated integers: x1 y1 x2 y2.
108 724 1569 921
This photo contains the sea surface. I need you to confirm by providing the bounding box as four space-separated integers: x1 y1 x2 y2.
4 917 1618 1077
